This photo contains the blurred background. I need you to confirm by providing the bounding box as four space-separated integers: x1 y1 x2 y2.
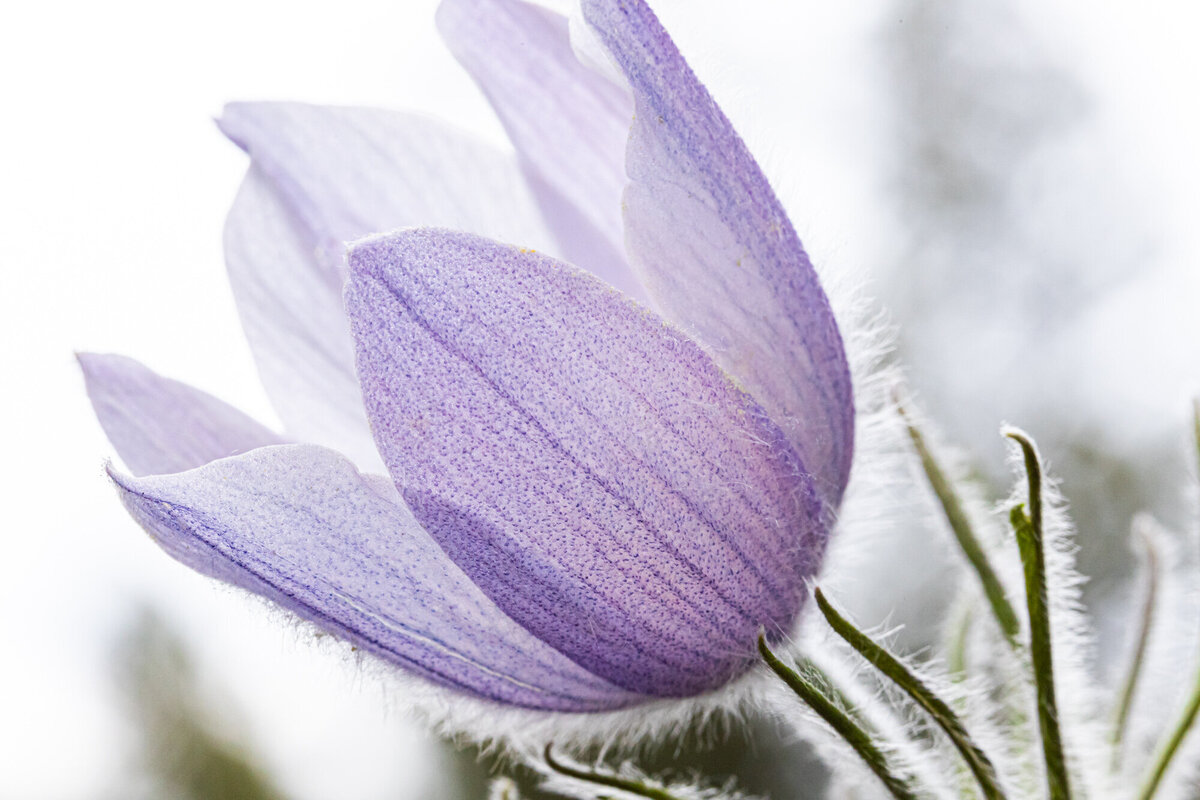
2 0 1198 797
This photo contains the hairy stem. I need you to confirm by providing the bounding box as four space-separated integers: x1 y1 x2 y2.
815 588 1007 800
900 404 1021 645
757 634 921 800
1007 429 1071 800
543 745 682 800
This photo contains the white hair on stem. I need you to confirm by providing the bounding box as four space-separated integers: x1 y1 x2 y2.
897 404 1042 795
1001 428 1118 800
531 746 763 800
760 608 969 800
487 776 522 800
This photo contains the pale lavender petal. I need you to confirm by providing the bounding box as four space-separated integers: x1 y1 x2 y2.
78 352 283 476
436 0 644 300
111 444 643 710
346 229 825 697
218 102 556 278
225 167 382 470
582 0 855 507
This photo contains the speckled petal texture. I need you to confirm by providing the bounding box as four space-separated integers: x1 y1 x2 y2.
582 0 855 508
79 352 283 476
346 229 825 696
437 0 642 300
111 444 643 710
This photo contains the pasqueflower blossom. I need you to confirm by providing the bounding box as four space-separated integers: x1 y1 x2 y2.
82 0 853 713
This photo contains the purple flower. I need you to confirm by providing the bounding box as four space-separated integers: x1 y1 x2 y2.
81 0 853 713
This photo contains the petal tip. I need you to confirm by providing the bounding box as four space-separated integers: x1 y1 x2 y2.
77 351 129 393
104 458 132 490
214 102 265 153
74 349 95 373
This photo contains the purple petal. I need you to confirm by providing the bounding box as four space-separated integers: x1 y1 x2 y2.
78 352 283 476
346 229 825 697
225 168 381 470
582 0 855 507
111 444 642 711
436 0 645 301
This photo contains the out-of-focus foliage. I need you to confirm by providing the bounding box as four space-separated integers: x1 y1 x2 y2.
114 608 289 800
113 608 501 800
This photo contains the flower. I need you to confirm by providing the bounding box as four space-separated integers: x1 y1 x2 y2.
81 0 854 714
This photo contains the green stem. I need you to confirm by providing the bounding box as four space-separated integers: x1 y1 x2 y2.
1136 670 1200 800
814 588 1007 800
542 745 682 800
1111 521 1161 767
757 634 921 800
900 404 1022 646
1007 428 1071 800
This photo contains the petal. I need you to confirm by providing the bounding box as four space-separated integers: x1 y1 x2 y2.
346 229 825 697
581 0 855 507
78 352 283 476
436 0 645 300
218 102 556 278
225 167 382 470
219 104 559 464
111 444 642 711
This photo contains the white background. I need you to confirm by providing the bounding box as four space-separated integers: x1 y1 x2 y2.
2 0 1198 797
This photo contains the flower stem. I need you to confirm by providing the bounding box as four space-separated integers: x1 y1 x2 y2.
757 634 921 800
1110 519 1160 767
1136 658 1200 799
1006 430 1071 800
814 588 1007 800
900 404 1021 646
542 744 682 800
